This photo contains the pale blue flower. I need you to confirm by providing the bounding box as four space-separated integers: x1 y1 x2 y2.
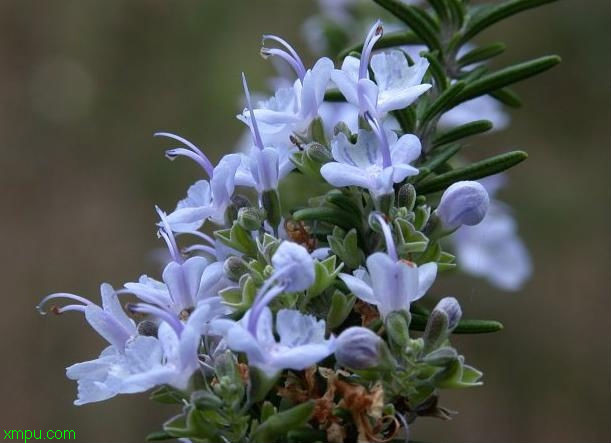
37 283 162 405
119 302 220 392
211 308 335 377
66 335 162 405
124 209 233 325
320 119 421 197
38 283 136 352
339 215 437 317
233 74 283 193
435 181 490 230
156 132 242 232
330 22 431 117
238 36 333 142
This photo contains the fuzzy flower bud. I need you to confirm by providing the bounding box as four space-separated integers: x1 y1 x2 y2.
237 207 264 231
422 297 462 353
223 256 249 281
434 297 462 331
436 181 490 230
335 327 383 369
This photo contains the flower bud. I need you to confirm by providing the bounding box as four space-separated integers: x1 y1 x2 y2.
335 327 383 369
223 256 249 282
422 297 462 353
434 297 462 331
305 142 333 164
237 207 264 231
435 181 489 230
385 310 411 348
398 183 417 211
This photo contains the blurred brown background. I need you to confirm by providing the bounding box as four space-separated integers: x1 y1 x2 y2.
0 1 608 442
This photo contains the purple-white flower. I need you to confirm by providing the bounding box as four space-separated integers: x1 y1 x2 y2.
238 35 333 143
37 283 159 404
320 117 421 197
124 208 232 325
156 132 241 232
119 302 219 392
339 215 437 318
331 21 431 117
211 308 335 377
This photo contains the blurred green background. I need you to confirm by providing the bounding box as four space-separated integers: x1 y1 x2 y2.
0 1 608 442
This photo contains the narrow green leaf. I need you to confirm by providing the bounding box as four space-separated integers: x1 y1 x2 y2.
146 431 174 441
420 80 465 124
293 207 359 230
426 0 449 22
420 143 462 173
337 30 421 60
415 150 528 194
251 401 315 443
393 106 417 134
432 120 493 147
447 0 465 28
453 55 561 104
373 0 441 50
410 313 504 333
490 88 522 108
461 0 560 44
421 52 449 91
456 42 506 68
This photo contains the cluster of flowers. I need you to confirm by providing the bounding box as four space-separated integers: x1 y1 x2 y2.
39 0 553 437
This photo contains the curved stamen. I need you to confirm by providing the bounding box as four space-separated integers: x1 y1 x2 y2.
261 48 306 80
373 213 398 261
241 73 265 152
262 35 305 74
182 244 217 257
365 112 392 168
177 230 215 245
155 132 214 177
156 206 183 264
164 148 213 176
37 293 94 315
359 20 383 80
128 303 184 336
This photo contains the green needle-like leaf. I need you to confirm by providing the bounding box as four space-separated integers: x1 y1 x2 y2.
373 0 441 50
411 313 504 333
146 431 173 441
490 88 523 108
419 143 462 174
432 120 493 147
420 80 465 124
251 401 315 443
456 42 506 68
460 0 560 44
293 207 360 230
452 55 561 105
415 150 528 194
